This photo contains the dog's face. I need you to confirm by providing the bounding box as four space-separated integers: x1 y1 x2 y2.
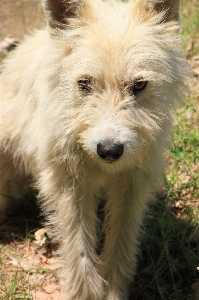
43 0 188 171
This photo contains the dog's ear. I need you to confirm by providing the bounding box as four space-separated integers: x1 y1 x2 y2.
42 0 89 30
153 0 180 21
133 0 180 23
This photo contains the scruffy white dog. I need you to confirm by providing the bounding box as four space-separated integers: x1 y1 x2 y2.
0 0 188 299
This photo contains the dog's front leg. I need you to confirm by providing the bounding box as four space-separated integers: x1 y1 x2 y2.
38 168 104 300
99 173 150 300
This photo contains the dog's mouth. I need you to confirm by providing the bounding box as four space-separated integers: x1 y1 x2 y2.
99 154 121 164
104 158 118 163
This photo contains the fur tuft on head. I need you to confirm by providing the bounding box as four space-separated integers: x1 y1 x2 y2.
42 0 181 37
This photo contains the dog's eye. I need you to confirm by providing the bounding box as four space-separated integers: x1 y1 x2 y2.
126 80 148 96
77 76 94 94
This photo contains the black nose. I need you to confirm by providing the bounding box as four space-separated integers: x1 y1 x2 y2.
97 142 123 163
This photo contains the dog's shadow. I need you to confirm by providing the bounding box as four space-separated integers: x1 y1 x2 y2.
0 192 43 244
130 190 198 299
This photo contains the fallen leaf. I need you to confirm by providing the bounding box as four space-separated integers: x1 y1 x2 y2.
34 228 48 247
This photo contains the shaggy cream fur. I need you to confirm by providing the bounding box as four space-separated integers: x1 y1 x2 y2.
0 0 189 299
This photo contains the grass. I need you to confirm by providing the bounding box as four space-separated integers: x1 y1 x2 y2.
0 268 32 300
0 0 199 299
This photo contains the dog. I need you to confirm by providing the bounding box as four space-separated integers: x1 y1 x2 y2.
0 0 189 299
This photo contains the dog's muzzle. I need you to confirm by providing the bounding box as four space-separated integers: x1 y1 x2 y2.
97 142 123 163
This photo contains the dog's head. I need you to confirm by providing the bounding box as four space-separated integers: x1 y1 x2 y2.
42 0 188 171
